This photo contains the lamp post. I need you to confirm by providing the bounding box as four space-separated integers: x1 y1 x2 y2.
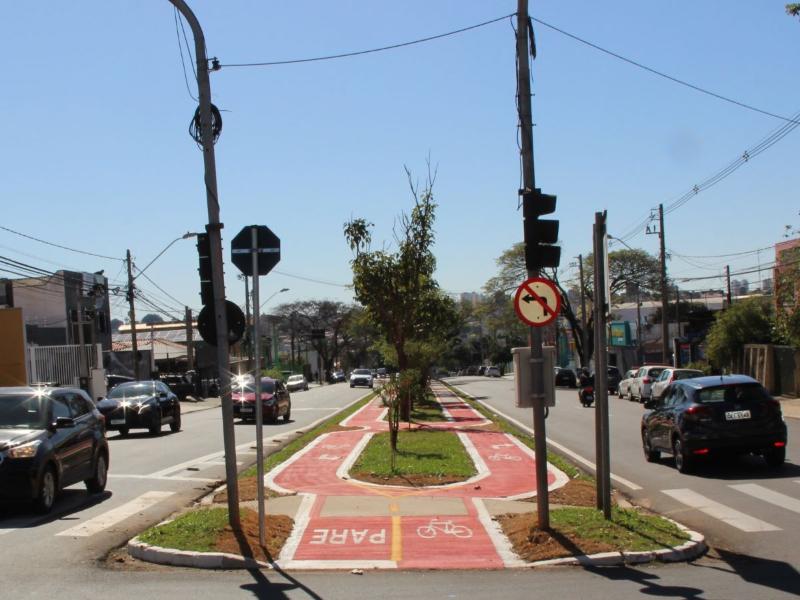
134 232 199 281
259 288 288 369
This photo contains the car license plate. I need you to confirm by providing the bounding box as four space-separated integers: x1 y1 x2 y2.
240 406 253 413
110 418 126 425
725 410 751 421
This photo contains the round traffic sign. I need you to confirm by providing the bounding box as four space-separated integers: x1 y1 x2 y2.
514 277 562 327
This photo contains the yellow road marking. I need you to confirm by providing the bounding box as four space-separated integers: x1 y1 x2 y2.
391 514 402 561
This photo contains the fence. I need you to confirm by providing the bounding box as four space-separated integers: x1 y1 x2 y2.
741 344 799 397
28 344 100 386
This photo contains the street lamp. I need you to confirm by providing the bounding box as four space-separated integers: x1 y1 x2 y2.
134 231 199 280
259 287 289 312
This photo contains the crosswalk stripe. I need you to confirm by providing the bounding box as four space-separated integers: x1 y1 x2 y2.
662 488 781 532
55 491 174 537
730 483 800 515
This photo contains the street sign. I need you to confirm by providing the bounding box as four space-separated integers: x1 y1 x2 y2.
514 277 561 327
231 225 280 277
197 300 246 345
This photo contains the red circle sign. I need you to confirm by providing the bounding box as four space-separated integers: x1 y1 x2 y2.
514 277 562 327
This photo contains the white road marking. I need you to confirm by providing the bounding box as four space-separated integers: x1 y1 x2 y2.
662 488 780 532
449 384 643 491
56 491 175 537
730 483 800 514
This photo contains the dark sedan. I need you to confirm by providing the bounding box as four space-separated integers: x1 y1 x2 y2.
96 381 181 436
0 386 109 513
641 375 787 473
232 377 291 423
554 368 577 388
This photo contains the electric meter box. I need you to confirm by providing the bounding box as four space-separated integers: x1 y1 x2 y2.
512 346 556 409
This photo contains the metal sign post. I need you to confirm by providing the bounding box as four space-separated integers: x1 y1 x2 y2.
250 226 266 547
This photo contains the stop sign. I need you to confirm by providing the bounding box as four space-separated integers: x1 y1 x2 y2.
231 225 280 277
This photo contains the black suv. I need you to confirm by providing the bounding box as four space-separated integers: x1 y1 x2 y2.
0 386 109 513
641 375 787 473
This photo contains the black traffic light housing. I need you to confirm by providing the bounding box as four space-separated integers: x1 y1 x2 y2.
521 188 561 271
196 233 214 306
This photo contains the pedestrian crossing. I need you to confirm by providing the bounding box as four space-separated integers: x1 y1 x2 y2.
663 481 800 532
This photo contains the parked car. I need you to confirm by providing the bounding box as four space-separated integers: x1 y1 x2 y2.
650 368 705 401
350 369 374 389
377 367 388 378
606 366 622 393
628 365 671 402
105 374 134 391
331 370 346 383
641 375 787 473
554 367 577 388
477 366 488 376
486 366 501 377
0 386 109 513
161 373 194 401
617 369 638 399
232 377 291 423
96 380 181 436
286 374 309 392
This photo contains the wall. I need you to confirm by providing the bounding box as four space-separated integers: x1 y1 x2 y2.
0 308 28 385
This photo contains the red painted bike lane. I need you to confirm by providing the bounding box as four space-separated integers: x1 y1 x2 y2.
273 385 567 570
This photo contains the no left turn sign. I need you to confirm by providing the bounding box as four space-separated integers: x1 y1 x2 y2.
514 277 562 327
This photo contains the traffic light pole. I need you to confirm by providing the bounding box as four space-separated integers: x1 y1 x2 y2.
517 0 549 531
169 0 239 530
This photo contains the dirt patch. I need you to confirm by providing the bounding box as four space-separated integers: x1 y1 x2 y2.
548 478 598 507
498 512 616 562
212 509 293 563
214 475 295 503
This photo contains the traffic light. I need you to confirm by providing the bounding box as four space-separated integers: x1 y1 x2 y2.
196 233 214 306
522 188 561 271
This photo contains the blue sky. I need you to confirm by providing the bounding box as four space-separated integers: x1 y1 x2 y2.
1 1 798 322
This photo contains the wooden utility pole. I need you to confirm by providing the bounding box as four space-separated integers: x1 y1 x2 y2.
578 254 588 368
725 265 732 307
658 204 669 365
516 0 549 531
126 249 140 380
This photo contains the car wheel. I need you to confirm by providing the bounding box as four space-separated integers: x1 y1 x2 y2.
34 465 57 514
673 437 692 474
626 389 634 402
170 408 181 433
283 405 291 422
642 430 659 462
350 383 354 388
118 427 129 437
149 412 161 436
764 447 785 468
85 452 108 493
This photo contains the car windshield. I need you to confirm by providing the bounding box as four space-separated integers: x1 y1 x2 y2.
0 393 48 429
696 383 771 404
675 370 703 380
109 382 157 399
235 380 276 394
353 369 371 375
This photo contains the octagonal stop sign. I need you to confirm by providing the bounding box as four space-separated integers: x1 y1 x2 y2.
231 225 280 277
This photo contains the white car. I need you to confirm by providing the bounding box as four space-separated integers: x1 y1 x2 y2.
485 366 501 377
628 365 671 402
649 368 704 401
286 374 308 392
617 369 638 399
350 369 373 389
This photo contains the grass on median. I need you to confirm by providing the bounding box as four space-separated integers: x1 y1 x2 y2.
351 430 476 481
408 391 447 422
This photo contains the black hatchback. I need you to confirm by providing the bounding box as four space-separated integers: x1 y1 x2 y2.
641 375 787 473
0 386 109 513
96 380 181 436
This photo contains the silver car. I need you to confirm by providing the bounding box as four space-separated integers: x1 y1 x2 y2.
649 368 704 401
618 369 638 399
628 365 670 402
286 374 309 392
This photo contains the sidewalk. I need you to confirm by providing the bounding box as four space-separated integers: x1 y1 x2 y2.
180 395 221 414
779 396 800 419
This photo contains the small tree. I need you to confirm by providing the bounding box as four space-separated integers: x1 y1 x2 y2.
706 297 774 369
379 369 421 470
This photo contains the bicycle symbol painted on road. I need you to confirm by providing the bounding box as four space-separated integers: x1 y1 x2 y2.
416 519 473 539
490 443 515 450
487 453 521 462
317 454 341 461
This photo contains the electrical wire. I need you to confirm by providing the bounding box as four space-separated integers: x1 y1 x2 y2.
531 17 800 125
132 266 193 312
219 13 514 68
0 225 122 262
173 7 198 102
271 269 348 288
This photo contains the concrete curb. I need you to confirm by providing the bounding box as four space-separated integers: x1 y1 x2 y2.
128 536 274 570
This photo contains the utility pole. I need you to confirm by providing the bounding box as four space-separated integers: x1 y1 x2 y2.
648 204 670 365
517 0 549 531
169 0 239 530
185 306 194 371
578 254 588 368
126 249 140 380
725 265 732 307
636 286 643 363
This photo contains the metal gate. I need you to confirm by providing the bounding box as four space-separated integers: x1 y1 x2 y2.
27 344 100 386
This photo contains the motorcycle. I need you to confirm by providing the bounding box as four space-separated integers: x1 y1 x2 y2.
578 372 595 407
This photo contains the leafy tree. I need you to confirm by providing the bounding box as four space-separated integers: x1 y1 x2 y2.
110 318 124 332
788 4 800 18
140 313 164 325
344 165 458 417
705 297 775 368
773 243 800 346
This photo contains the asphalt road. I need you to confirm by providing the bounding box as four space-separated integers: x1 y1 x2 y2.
445 376 800 569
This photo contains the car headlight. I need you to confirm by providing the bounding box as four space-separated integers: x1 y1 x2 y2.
8 440 42 459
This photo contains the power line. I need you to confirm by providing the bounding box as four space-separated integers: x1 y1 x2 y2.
272 269 348 288
669 245 773 259
531 16 800 125
219 13 514 68
173 7 198 102
0 225 122 262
